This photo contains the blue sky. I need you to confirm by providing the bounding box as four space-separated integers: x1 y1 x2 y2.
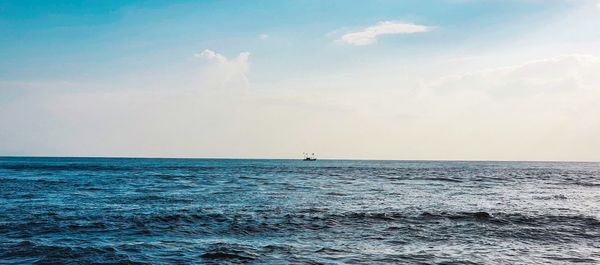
1 0 600 160
0 0 571 81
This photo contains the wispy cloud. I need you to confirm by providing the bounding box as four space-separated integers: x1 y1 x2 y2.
425 54 600 98
338 21 432 46
259 33 269 40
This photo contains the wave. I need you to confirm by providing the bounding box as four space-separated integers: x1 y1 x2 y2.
0 241 148 264
4 209 597 243
200 243 259 261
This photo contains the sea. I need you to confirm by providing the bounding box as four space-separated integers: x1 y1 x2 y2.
0 157 599 264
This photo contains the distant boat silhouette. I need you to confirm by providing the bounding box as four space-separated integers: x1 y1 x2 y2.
303 153 317 161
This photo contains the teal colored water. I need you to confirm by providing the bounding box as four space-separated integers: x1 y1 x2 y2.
0 157 599 264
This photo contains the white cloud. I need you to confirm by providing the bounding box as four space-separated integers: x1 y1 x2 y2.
194 49 250 89
194 49 227 63
338 21 432 46
259 33 269 40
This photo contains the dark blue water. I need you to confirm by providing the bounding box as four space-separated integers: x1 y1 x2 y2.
0 157 599 264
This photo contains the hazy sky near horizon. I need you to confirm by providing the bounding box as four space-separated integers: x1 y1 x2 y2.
1 0 600 160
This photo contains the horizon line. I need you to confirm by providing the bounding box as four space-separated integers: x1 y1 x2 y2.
0 155 598 163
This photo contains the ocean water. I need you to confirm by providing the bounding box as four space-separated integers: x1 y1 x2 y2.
0 157 599 264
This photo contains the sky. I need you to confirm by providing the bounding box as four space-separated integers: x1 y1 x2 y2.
1 0 600 161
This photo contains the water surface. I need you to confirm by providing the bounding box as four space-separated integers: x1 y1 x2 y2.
0 157 599 264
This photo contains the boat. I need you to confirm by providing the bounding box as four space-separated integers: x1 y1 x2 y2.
303 152 317 161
